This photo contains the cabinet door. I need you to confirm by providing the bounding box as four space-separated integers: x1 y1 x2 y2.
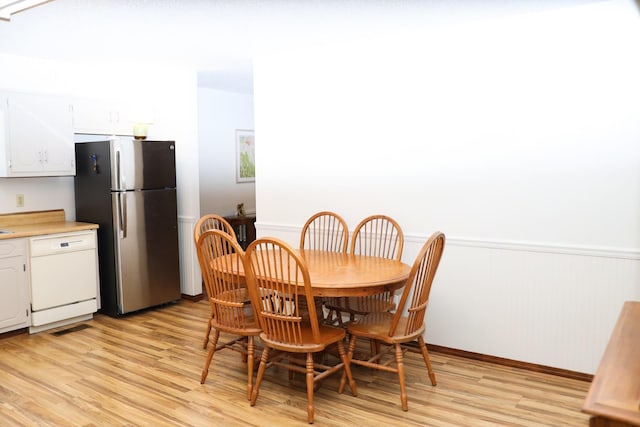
0 241 29 333
6 93 75 176
72 98 116 135
72 98 135 136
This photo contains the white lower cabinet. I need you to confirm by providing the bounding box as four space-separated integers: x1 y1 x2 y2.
0 239 29 333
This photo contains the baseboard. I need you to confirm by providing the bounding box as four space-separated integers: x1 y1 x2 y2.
181 293 204 302
423 343 593 382
0 327 28 339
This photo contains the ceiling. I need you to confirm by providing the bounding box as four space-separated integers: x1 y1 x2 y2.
0 0 604 94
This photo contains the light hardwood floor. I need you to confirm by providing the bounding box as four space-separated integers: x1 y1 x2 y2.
0 300 591 426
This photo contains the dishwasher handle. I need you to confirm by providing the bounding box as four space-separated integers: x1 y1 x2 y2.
30 232 97 257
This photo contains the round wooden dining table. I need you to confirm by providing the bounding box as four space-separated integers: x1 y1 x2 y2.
212 249 411 324
296 249 411 297
216 249 411 297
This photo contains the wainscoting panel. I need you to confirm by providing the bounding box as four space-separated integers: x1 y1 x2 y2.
427 238 640 374
257 222 640 374
178 215 201 296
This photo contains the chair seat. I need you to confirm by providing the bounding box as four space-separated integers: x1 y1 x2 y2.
260 324 346 353
323 294 397 327
347 312 425 345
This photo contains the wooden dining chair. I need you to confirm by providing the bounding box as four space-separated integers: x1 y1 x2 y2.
299 211 349 253
194 214 239 349
325 215 404 326
194 213 238 242
196 229 261 400
299 211 349 327
338 231 445 411
244 237 357 424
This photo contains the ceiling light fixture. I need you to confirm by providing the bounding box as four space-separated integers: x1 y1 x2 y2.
0 0 52 21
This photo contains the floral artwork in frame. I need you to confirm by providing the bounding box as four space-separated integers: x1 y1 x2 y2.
236 129 255 183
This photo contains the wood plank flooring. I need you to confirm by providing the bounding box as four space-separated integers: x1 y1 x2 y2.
0 300 591 426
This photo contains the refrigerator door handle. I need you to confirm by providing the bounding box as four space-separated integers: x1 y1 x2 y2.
117 192 128 239
115 147 127 191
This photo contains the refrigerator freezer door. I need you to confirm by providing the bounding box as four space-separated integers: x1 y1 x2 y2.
110 139 176 191
113 188 180 314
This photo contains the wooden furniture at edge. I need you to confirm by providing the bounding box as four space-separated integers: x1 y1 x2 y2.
224 214 256 251
582 301 640 427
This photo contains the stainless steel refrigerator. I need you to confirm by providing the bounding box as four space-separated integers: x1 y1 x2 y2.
74 138 181 316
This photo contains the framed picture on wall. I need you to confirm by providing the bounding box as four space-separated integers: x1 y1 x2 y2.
235 129 255 183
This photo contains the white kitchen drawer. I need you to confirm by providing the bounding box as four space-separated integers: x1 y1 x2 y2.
31 299 97 328
0 239 26 258
30 231 96 257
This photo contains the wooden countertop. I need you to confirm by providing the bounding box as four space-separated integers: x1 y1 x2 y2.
0 209 98 240
582 301 640 426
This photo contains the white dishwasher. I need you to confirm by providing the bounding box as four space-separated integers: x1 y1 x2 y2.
29 230 99 333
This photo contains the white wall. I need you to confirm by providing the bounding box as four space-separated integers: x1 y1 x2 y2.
253 0 640 373
198 88 255 217
0 53 202 295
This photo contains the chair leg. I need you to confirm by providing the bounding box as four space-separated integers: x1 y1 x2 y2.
200 329 220 384
250 347 270 406
417 336 437 386
247 336 255 400
325 306 335 325
370 339 383 360
289 355 295 381
241 336 248 363
326 306 344 327
202 316 213 349
335 308 344 327
336 340 357 396
306 352 315 424
338 335 358 394
394 343 408 411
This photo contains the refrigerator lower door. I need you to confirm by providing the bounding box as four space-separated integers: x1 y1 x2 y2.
113 188 180 314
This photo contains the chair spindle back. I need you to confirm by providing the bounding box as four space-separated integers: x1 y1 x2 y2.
197 229 249 332
299 211 349 253
390 231 445 337
350 214 404 261
194 213 237 243
245 237 320 344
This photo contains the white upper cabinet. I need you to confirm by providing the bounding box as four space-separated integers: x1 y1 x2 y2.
0 92 75 177
71 97 136 136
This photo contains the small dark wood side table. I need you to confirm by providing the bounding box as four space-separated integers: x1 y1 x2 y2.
582 301 640 427
224 214 256 250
